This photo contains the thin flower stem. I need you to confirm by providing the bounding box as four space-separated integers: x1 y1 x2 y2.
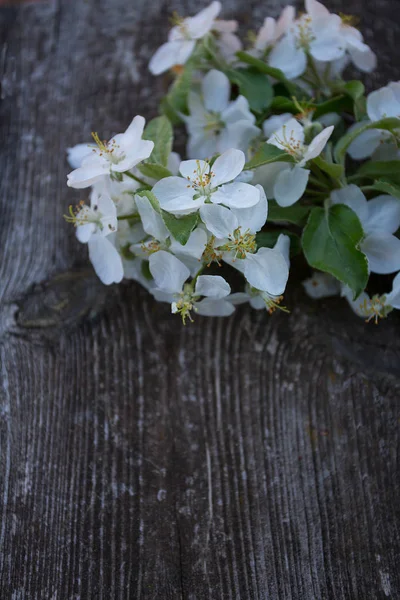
124 171 151 188
117 213 141 222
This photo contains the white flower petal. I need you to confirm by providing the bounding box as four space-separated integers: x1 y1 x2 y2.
216 182 260 209
362 233 400 274
364 195 400 235
211 149 245 187
262 113 292 138
76 222 96 243
310 34 344 62
274 166 309 207
226 292 251 305
200 204 238 238
194 298 235 316
218 122 260 156
186 1 221 38
303 126 334 162
349 45 377 73
367 87 399 122
274 233 290 267
302 272 340 299
169 227 207 259
330 184 368 224
195 274 231 298
179 159 209 181
149 40 196 75
149 250 190 293
230 184 268 233
252 162 291 198
222 95 255 124
386 272 400 309
305 0 330 18
67 162 109 189
269 36 307 80
88 237 124 285
67 143 94 169
135 194 169 241
152 176 199 214
244 247 289 295
202 69 230 113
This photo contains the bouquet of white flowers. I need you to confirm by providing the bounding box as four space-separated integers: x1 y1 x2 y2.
65 0 400 323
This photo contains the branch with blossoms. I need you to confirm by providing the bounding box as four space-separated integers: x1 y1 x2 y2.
65 0 400 324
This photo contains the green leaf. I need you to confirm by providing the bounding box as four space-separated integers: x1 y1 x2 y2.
267 201 311 226
334 81 367 121
356 160 400 181
256 230 301 256
143 116 173 166
312 155 344 179
137 163 172 181
227 67 273 113
334 117 400 164
136 190 161 214
313 95 352 119
236 51 300 97
161 63 194 124
302 203 368 298
270 96 299 113
364 179 400 199
161 211 199 245
245 143 293 170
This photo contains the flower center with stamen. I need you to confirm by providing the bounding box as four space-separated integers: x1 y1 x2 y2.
172 284 198 323
186 160 215 198
204 112 224 135
273 126 306 161
295 15 315 50
339 13 359 27
91 131 126 165
202 235 223 266
141 239 162 255
64 201 107 229
361 295 392 324
216 228 256 260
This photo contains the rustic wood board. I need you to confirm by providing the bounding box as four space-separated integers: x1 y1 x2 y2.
0 1 399 598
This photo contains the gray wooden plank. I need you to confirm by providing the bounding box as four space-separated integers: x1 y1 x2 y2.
0 1 399 598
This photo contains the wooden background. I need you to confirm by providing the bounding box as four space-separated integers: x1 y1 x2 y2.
0 0 399 598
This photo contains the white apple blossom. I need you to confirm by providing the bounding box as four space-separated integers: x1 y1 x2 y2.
67 116 154 189
152 149 260 215
342 274 400 322
268 0 376 80
149 251 234 320
251 6 295 58
66 188 123 285
347 82 400 160
255 118 334 206
182 70 260 159
213 19 242 62
149 1 221 76
302 271 341 299
330 185 400 274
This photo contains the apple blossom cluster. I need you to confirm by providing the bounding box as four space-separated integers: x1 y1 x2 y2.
65 0 400 323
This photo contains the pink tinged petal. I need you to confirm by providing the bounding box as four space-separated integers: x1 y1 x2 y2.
364 195 400 234
347 128 386 160
263 113 292 138
179 159 210 181
76 222 96 243
186 1 222 39
244 247 289 296
211 149 246 187
67 162 109 189
88 237 123 285
276 6 295 37
216 182 261 209
267 118 305 151
200 204 238 238
230 185 268 233
67 144 94 169
195 275 231 298
194 298 235 316
202 69 230 113
303 126 334 163
149 250 190 293
367 87 400 122
135 195 169 241
152 176 197 213
274 233 291 267
330 184 368 223
362 233 400 274
149 40 195 75
305 0 330 18
170 227 208 259
274 166 309 207
269 36 307 80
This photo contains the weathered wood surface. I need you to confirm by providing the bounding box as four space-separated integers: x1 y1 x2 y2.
0 1 400 598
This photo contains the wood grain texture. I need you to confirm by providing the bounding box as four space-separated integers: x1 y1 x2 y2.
0 1 399 598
